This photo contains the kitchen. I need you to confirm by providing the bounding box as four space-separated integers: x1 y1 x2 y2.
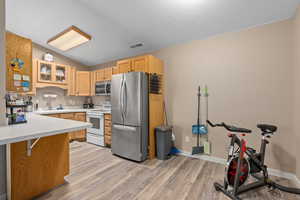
2 1 300 200
3 28 165 199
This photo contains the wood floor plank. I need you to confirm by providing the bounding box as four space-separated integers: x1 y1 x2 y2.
134 156 187 200
149 158 206 200
36 142 300 200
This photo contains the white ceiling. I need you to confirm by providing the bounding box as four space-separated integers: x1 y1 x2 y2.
6 0 300 66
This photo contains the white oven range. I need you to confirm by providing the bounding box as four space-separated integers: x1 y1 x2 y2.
86 110 104 146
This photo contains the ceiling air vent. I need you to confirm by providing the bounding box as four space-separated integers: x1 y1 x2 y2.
130 43 143 49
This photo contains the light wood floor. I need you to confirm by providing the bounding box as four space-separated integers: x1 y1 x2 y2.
36 142 300 200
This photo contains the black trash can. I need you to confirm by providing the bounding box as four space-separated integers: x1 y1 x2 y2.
155 125 173 160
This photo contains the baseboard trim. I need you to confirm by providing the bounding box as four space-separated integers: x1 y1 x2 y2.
0 193 6 200
177 150 300 184
292 175 300 188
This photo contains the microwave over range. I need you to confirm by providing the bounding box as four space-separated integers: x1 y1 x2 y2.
95 81 111 96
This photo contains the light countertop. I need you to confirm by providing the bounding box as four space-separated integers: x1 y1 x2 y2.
0 113 92 145
35 108 111 115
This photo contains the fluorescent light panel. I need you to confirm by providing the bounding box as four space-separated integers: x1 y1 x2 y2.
47 26 91 51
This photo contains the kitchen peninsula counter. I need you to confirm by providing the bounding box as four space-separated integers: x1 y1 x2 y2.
0 113 92 200
0 113 91 145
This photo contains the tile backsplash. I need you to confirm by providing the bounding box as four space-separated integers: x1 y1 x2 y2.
32 87 111 109
32 87 85 109
92 96 110 106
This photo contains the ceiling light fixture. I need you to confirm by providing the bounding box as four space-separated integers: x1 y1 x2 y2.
47 26 91 51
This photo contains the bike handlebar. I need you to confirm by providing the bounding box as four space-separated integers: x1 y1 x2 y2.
207 120 252 134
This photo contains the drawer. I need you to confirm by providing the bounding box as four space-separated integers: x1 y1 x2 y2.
104 114 111 120
46 114 60 118
105 120 111 127
105 135 111 145
105 129 111 136
75 112 86 122
60 113 74 120
105 125 111 131
87 134 104 146
75 112 86 117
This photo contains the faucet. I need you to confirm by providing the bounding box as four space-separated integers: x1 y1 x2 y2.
46 100 52 110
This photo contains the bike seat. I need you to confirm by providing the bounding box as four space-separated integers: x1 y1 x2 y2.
257 124 277 133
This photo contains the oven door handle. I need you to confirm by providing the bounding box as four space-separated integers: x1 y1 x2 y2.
87 113 103 119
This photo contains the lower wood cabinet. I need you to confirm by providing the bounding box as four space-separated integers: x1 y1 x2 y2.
10 133 69 200
104 114 112 146
47 112 86 141
73 113 87 141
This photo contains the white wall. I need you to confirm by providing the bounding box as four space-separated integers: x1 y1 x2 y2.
153 19 296 174
0 0 6 198
292 6 300 179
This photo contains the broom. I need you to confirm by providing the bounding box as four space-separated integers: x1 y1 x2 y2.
192 86 205 155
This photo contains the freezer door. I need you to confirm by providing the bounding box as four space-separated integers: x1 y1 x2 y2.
123 72 148 126
112 124 143 161
111 74 124 125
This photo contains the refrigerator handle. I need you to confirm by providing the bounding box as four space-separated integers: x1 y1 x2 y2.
124 81 127 118
120 76 124 120
122 76 126 119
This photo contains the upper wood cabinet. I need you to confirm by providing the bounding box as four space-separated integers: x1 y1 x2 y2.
112 66 119 75
76 71 91 96
95 69 105 82
117 59 131 74
104 68 112 80
37 61 52 83
37 60 68 85
67 67 76 96
30 59 71 95
55 64 68 84
131 56 149 72
90 71 96 96
95 67 113 82
116 55 163 75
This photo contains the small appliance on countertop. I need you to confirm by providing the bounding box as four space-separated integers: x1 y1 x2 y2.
83 103 94 109
83 97 94 109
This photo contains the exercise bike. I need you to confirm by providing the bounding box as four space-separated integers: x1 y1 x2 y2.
207 120 300 200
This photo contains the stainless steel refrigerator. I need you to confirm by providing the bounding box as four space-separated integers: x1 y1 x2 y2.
111 72 148 162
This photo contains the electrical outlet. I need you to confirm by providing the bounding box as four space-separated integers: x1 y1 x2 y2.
185 136 190 142
204 141 211 154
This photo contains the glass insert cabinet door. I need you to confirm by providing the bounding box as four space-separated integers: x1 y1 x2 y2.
55 65 67 84
38 61 52 82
